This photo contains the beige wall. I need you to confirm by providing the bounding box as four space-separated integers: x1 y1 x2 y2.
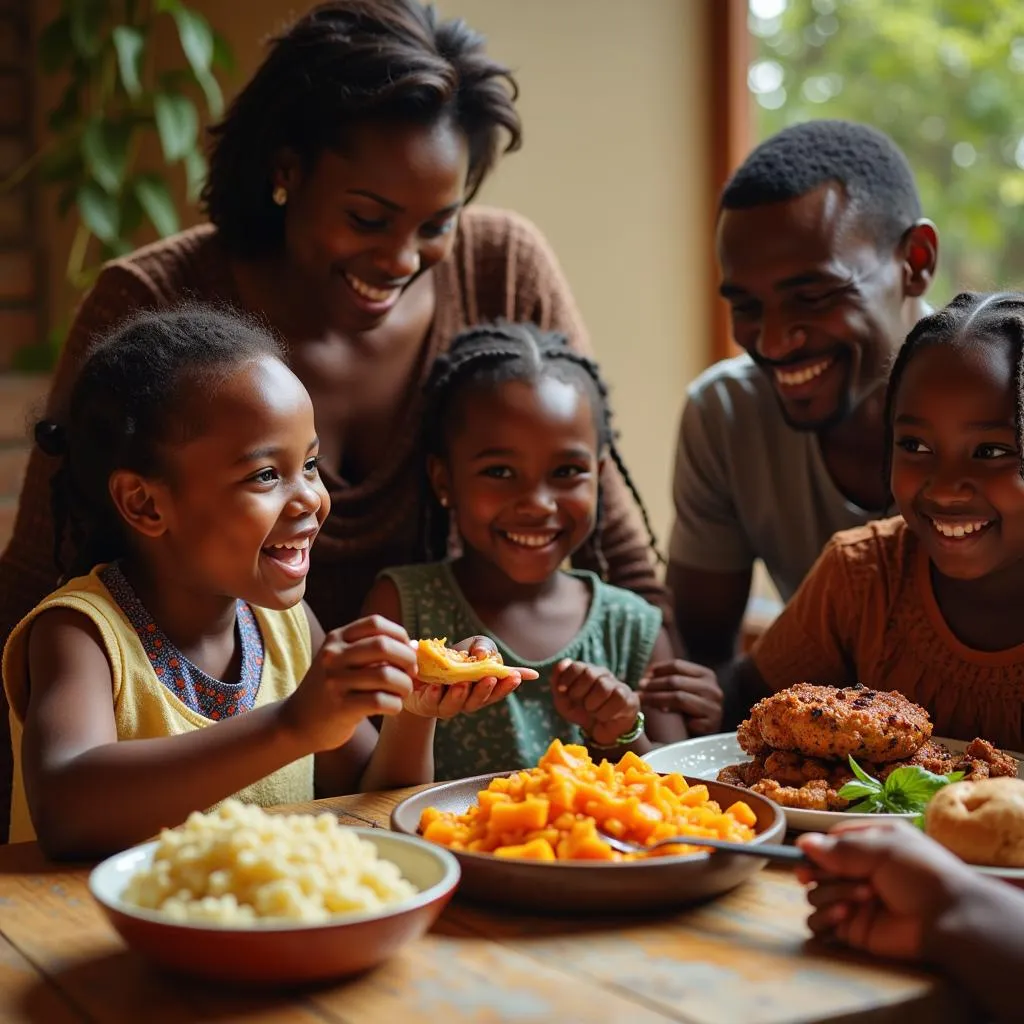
34 0 712 546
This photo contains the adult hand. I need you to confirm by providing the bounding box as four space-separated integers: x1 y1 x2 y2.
795 819 978 961
638 659 723 734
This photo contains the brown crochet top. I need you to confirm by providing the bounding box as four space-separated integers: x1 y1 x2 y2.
0 206 668 838
752 516 1024 752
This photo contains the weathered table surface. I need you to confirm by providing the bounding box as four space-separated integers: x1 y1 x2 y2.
0 787 971 1024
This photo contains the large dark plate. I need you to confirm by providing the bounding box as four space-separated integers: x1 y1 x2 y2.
391 771 786 914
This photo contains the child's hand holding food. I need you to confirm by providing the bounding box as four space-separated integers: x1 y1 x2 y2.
406 636 538 719
283 615 417 750
551 659 640 747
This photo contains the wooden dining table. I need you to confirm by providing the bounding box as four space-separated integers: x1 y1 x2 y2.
0 786 974 1024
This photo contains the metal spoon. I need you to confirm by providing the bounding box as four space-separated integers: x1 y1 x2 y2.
597 829 806 864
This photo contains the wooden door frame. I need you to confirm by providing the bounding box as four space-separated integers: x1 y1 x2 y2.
707 0 750 366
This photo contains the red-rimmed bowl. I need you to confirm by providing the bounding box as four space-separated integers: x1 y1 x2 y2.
89 827 460 984
391 772 786 914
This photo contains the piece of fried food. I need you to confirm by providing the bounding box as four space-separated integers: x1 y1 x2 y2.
414 638 519 684
738 683 932 763
749 778 844 812
954 738 1020 779
926 777 1024 866
718 738 1020 813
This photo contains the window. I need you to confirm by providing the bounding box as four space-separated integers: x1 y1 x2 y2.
746 0 1024 305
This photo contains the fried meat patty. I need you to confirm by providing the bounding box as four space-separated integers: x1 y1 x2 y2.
738 683 932 763
718 738 1019 812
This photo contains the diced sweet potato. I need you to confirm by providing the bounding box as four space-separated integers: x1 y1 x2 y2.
418 740 758 862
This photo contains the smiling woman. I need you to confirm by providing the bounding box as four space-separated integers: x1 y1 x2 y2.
0 0 673 837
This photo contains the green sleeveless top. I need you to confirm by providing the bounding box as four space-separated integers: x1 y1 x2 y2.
382 562 661 780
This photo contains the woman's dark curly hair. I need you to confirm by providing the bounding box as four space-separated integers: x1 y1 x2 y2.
202 0 522 256
36 304 284 578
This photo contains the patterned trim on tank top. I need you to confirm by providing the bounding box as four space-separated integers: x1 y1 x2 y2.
98 563 264 721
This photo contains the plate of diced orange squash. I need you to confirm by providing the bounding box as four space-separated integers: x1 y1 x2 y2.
390 740 786 913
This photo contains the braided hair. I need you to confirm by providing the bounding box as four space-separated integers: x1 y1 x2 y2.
882 291 1024 488
420 321 661 578
36 304 284 578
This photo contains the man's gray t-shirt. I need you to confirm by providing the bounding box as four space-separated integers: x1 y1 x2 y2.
669 354 890 602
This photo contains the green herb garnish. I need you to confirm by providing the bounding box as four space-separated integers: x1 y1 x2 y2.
836 756 964 815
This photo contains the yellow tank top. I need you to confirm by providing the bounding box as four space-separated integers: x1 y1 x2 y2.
3 566 314 843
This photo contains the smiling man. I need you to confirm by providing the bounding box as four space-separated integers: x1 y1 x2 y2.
668 120 938 670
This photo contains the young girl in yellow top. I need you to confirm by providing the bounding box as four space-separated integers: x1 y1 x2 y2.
2 306 519 857
732 291 1024 751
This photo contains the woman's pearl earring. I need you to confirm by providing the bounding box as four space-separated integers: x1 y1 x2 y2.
439 496 449 508
272 186 288 206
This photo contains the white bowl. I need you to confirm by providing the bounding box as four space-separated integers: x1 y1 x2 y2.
89 826 460 984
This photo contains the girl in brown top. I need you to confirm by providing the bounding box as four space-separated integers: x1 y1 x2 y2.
736 291 1024 752
0 2 669 650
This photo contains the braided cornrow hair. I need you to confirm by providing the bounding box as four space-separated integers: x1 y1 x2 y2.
36 303 284 579
420 320 662 578
882 291 1024 489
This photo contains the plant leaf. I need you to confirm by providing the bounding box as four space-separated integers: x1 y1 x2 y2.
112 25 145 99
171 7 222 116
133 175 179 237
153 93 198 162
48 82 81 133
38 141 84 184
172 6 213 72
82 119 130 194
194 66 223 118
39 15 75 74
882 765 960 812
120 187 144 236
847 756 881 789
211 30 236 74
69 0 107 59
77 180 120 243
183 148 206 203
100 238 133 259
158 69 192 92
844 794 885 814
835 781 877 801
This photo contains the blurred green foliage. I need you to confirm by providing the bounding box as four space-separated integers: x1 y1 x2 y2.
3 0 234 370
749 0 1024 303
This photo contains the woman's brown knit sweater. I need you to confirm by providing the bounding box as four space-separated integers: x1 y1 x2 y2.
0 206 669 837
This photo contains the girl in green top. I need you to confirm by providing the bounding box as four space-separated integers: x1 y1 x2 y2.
363 322 712 780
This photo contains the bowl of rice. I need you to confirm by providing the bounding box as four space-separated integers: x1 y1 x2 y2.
88 800 460 984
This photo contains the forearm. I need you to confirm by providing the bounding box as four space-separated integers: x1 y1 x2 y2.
924 877 1024 1023
26 703 309 859
359 712 437 791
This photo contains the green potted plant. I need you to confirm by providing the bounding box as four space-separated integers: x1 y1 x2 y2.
3 0 234 370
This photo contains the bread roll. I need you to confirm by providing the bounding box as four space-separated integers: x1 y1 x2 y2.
925 777 1024 867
